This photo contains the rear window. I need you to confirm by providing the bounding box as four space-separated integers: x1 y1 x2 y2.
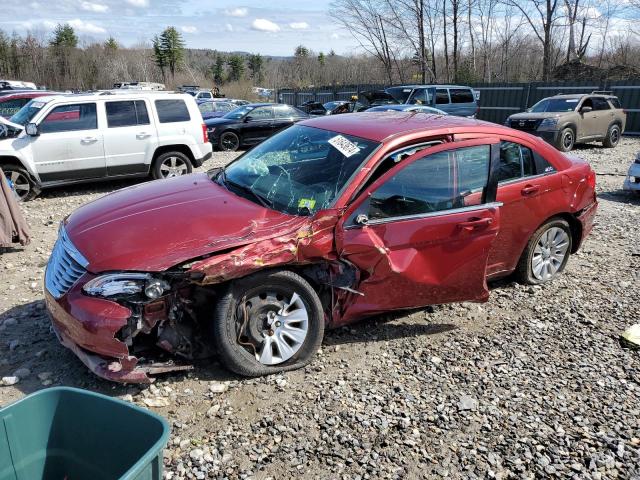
450 89 474 104
0 98 28 117
106 100 150 128
155 99 191 123
435 89 450 104
609 97 622 109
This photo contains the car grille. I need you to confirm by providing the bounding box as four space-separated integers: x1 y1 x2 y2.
510 119 542 131
45 226 89 299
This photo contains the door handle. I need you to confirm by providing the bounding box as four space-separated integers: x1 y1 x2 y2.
521 184 540 196
80 137 98 144
458 217 492 231
136 132 151 139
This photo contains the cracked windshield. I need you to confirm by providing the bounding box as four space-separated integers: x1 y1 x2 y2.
220 125 379 215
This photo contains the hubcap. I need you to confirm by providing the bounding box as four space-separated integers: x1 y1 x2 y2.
237 290 309 365
4 170 30 200
531 227 570 281
159 157 188 178
611 128 619 144
221 134 238 151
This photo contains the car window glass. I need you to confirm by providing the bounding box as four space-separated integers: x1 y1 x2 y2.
0 98 28 117
201 92 212 99
155 99 190 123
534 151 556 174
592 97 610 111
581 98 593 110
274 105 295 118
408 88 432 105
40 103 97 133
249 106 273 120
367 145 490 220
609 98 622 109
199 103 214 113
496 142 536 182
450 89 474 103
435 89 450 104
106 100 150 127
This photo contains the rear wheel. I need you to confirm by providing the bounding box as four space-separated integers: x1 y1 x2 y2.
1 164 36 201
152 152 193 180
602 124 621 148
515 219 573 285
556 128 575 152
219 131 240 152
212 270 325 377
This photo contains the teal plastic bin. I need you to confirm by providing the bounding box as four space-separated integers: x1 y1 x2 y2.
0 387 170 480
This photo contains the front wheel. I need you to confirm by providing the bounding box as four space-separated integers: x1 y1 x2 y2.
555 128 575 152
1 164 37 201
515 219 573 285
212 270 325 377
152 152 193 180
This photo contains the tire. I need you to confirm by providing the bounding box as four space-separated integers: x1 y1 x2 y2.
602 124 621 148
515 219 573 285
151 151 193 180
212 269 325 377
1 164 37 201
219 131 240 152
555 128 575 152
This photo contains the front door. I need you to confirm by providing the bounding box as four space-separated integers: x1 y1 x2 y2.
241 106 274 144
31 102 106 183
336 139 501 324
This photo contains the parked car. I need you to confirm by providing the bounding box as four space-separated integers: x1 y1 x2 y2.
298 101 326 115
0 91 58 119
505 92 626 152
367 104 448 114
213 98 250 106
623 153 640 195
197 100 236 120
0 92 212 200
205 103 309 151
44 111 597 383
385 84 479 117
186 90 217 101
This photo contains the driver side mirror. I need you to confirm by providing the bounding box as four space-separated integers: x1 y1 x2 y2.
25 123 39 136
580 106 593 114
243 115 253 123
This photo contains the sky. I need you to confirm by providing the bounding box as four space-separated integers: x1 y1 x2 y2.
1 0 359 56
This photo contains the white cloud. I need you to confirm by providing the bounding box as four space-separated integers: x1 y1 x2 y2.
289 22 309 30
125 0 149 7
225 7 248 17
330 33 340 39
251 18 280 33
68 18 107 34
225 23 233 32
81 1 109 13
181 25 198 34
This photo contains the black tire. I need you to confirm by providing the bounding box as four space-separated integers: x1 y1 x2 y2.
555 128 575 152
515 218 573 285
219 131 240 152
212 270 325 377
151 151 193 180
1 164 37 201
602 124 621 148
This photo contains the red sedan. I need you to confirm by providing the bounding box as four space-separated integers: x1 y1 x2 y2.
44 112 597 382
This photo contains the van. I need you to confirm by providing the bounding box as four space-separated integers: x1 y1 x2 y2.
385 85 479 117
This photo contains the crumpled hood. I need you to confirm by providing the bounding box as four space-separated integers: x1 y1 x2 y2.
64 173 306 272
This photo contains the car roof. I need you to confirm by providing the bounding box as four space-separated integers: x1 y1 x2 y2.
0 91 55 100
391 84 474 89
547 93 617 100
299 111 496 142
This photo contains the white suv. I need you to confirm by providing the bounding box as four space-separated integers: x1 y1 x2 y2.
0 91 212 200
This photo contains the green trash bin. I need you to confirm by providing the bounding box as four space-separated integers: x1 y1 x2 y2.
0 387 170 480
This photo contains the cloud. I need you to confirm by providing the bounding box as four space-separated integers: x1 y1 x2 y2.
225 7 248 17
81 1 109 13
331 33 340 39
251 18 280 33
225 23 233 32
125 0 149 7
181 25 198 34
68 18 107 34
289 22 309 30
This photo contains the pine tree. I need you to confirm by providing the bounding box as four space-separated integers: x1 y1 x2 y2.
213 55 225 85
247 53 264 83
159 27 185 78
49 24 77 48
104 37 118 51
227 55 244 82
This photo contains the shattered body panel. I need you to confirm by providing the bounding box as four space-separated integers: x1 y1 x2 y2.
45 112 599 383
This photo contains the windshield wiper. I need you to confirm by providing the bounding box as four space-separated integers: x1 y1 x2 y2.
218 169 272 209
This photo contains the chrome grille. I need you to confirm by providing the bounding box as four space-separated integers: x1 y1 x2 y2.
45 226 89 298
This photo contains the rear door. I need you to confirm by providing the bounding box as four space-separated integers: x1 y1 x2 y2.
103 99 158 176
272 105 299 134
448 88 477 117
578 98 600 138
336 138 501 323
592 97 614 137
241 105 274 144
435 88 451 112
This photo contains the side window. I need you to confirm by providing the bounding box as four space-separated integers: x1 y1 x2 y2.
435 89 450 105
450 89 474 104
40 103 97 133
592 97 611 111
274 105 295 118
249 106 273 120
200 92 212 99
497 141 537 183
534 151 556 174
155 99 191 123
581 98 593 110
198 103 214 113
367 145 490 220
408 88 432 105
106 100 150 128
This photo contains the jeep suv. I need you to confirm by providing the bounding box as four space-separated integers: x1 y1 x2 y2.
0 91 212 200
505 92 626 152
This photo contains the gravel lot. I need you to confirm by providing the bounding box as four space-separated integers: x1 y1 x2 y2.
1 139 639 479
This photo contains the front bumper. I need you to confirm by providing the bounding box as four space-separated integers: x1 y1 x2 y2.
623 165 640 192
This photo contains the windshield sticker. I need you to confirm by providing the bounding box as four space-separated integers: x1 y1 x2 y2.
328 135 360 158
298 198 316 210
31 102 45 109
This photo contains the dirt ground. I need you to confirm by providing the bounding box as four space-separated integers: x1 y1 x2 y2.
1 139 639 479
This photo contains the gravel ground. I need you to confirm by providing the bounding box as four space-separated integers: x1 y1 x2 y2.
1 140 639 479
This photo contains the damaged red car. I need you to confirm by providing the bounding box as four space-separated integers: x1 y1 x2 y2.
44 112 598 383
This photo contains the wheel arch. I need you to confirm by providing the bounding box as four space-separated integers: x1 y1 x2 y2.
0 155 39 183
152 145 196 167
532 212 582 254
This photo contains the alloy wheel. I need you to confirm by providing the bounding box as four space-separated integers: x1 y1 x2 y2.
531 227 570 281
4 170 31 201
610 127 620 145
159 156 188 178
220 133 239 151
563 130 574 150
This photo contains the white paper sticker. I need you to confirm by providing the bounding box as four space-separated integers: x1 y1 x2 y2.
328 135 360 158
31 101 45 108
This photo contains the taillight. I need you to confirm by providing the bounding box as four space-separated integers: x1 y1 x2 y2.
202 124 209 143
587 169 596 189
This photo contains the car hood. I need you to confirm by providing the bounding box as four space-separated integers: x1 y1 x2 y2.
204 117 237 128
508 112 567 120
64 173 306 273
0 116 24 130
